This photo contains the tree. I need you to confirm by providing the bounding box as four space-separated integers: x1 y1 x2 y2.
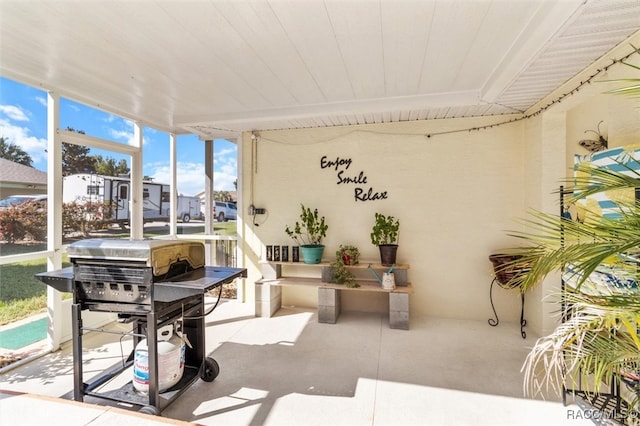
62 143 95 176
0 136 33 167
214 190 232 202
61 127 95 176
94 155 129 176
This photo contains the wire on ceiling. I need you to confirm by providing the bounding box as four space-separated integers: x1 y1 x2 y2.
425 45 640 139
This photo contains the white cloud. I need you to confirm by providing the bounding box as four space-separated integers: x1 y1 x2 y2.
146 160 237 195
0 104 29 121
215 156 238 191
0 118 48 165
109 128 134 143
107 121 154 146
216 147 236 157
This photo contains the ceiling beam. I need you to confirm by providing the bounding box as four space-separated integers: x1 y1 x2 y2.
480 0 585 103
176 90 480 127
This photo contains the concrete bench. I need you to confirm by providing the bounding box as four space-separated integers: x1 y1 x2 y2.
255 262 413 330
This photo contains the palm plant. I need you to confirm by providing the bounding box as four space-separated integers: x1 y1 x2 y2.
497 47 640 406
503 161 640 408
603 43 640 98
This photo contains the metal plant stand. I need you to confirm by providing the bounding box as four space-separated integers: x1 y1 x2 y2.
488 253 528 339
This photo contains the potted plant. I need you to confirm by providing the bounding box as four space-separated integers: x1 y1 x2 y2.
285 204 328 264
330 245 360 288
337 244 360 266
370 213 400 266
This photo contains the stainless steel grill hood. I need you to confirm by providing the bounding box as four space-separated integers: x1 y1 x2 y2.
67 238 205 277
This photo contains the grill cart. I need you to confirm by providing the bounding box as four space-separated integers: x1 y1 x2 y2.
36 238 246 415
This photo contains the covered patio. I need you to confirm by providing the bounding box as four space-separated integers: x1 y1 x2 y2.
1 0 639 424
1 302 591 425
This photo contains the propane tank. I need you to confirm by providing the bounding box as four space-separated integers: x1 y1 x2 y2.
133 323 185 394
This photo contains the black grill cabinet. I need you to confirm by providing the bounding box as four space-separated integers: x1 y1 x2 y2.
36 238 246 415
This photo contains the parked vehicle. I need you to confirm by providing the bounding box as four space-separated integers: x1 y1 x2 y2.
177 195 203 222
64 174 170 224
0 194 47 209
214 201 237 222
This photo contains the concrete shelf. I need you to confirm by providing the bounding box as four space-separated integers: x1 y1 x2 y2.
255 261 412 330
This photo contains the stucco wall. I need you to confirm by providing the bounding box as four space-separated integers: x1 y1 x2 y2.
237 46 639 333
241 115 528 323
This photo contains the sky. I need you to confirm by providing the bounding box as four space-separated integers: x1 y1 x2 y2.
0 76 237 196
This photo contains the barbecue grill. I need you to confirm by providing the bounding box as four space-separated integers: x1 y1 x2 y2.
36 238 246 415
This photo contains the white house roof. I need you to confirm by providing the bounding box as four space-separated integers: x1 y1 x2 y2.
1 0 639 139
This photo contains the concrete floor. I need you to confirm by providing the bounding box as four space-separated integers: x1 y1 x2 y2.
1 300 590 425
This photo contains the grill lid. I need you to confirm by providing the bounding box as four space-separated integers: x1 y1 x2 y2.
67 238 205 277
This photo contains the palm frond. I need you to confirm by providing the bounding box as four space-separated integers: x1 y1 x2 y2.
514 47 640 408
602 44 640 98
511 161 640 407
523 291 640 399
503 161 640 293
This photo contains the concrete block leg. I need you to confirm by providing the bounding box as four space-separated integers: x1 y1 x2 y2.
260 263 282 280
255 283 281 318
389 292 409 330
318 288 341 324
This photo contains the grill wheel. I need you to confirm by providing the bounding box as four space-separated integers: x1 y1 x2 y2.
202 357 220 382
139 405 160 416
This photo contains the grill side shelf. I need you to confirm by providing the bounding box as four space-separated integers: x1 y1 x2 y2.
35 267 74 293
35 265 247 303
154 266 247 302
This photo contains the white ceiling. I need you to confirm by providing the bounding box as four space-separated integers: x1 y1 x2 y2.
1 0 639 139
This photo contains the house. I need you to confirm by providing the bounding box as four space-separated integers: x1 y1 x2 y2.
1 2 639 419
0 158 47 199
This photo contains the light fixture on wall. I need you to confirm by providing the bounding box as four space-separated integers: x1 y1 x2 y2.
578 121 608 152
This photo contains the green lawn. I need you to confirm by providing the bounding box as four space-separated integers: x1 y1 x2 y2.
0 256 71 325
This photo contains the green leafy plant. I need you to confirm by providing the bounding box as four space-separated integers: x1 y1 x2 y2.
507 163 640 408
505 50 640 408
285 204 328 246
370 213 400 245
336 244 360 265
331 245 360 288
